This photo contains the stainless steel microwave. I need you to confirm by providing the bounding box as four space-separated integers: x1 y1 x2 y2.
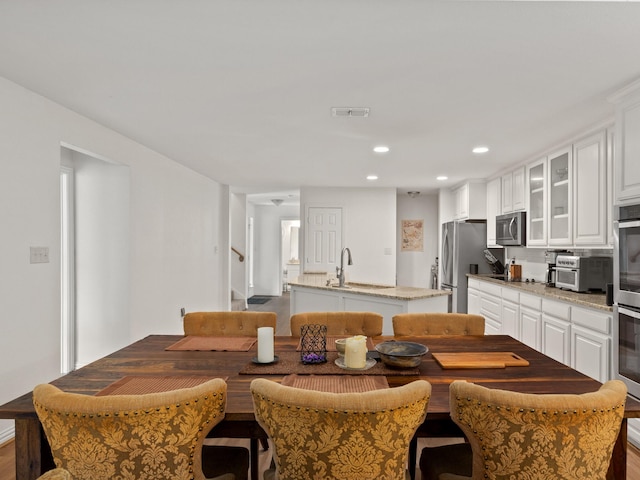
496 211 526 246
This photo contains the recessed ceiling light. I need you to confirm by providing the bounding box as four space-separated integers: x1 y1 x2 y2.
437 176 448 181
472 146 489 154
373 146 390 153
367 175 378 181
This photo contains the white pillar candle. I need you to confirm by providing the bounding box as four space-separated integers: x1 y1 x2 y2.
257 327 274 363
345 335 367 369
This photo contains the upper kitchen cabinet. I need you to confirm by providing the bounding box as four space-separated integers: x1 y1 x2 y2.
527 158 547 246
573 131 608 246
548 147 572 245
501 166 526 213
486 177 501 247
452 181 486 221
611 79 640 205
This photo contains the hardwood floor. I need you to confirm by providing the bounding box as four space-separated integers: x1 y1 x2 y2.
3 294 640 479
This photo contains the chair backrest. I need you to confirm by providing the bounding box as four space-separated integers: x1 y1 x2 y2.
33 378 227 480
392 313 485 336
183 311 276 336
449 380 627 480
251 378 431 480
289 311 383 337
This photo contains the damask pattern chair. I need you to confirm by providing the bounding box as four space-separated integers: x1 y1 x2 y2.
184 311 276 336
392 313 485 337
33 378 237 480
289 311 383 337
420 379 627 480
251 377 431 480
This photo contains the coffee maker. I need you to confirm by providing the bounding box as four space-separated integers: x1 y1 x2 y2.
544 250 569 287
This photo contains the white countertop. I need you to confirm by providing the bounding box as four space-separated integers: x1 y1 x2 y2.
289 274 450 301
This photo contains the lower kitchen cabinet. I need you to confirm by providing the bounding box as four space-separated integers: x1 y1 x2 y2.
501 287 519 339
468 279 613 383
478 281 502 335
541 299 571 365
570 305 612 382
519 292 542 351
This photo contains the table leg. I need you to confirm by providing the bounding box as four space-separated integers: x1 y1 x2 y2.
409 436 417 480
250 438 259 480
14 418 43 480
608 418 627 480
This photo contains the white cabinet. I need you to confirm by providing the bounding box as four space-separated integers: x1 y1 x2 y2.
478 281 502 335
513 167 526 211
547 147 572 245
467 279 481 315
501 166 526 214
501 287 519 339
527 158 547 246
519 293 542 350
468 278 613 383
486 178 501 247
573 131 608 246
453 181 487 220
612 81 640 204
501 172 513 213
541 299 571 365
570 306 612 382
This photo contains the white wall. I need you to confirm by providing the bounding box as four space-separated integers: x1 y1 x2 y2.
0 76 226 441
396 193 439 288
69 150 132 366
300 187 397 285
230 192 248 300
253 204 299 295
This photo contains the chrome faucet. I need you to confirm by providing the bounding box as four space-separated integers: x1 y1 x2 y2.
336 247 353 287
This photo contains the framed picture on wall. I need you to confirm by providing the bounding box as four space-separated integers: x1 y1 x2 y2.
401 219 424 252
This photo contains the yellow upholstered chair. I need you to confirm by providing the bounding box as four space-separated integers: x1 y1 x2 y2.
289 311 383 337
251 377 431 480
33 378 237 480
184 311 276 336
392 313 485 337
420 379 627 480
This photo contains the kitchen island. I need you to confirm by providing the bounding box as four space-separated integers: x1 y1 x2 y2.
289 274 450 335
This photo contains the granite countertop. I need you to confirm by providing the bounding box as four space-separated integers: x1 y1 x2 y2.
468 274 611 312
289 274 450 301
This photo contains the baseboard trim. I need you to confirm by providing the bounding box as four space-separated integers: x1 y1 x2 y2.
0 425 15 446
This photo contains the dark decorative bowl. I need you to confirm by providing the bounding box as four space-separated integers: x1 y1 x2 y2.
374 341 428 368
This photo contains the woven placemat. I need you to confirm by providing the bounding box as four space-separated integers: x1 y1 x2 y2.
296 336 376 352
165 335 257 351
239 351 420 376
281 374 389 393
95 375 228 396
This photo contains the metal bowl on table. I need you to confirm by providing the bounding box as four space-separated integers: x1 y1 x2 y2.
374 341 428 368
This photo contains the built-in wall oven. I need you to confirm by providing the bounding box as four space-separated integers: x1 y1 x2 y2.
614 203 640 399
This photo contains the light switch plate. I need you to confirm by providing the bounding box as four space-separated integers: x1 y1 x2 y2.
30 246 50 264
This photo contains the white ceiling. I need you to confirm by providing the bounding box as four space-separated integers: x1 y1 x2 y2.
1 1 640 204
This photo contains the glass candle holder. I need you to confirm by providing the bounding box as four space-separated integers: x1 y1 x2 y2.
300 324 327 364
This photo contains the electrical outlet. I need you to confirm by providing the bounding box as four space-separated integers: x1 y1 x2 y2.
30 246 49 264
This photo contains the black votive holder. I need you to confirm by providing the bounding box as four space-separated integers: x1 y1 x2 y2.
300 324 327 364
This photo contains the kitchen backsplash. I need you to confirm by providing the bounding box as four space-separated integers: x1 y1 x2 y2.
502 247 613 283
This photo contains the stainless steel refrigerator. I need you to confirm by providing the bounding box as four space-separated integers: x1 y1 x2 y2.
441 221 493 313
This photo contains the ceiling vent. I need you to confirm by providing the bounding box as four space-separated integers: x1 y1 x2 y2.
331 107 370 118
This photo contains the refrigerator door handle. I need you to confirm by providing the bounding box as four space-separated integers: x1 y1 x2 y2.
442 233 450 282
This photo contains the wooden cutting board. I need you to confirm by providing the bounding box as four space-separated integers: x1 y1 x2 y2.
432 352 529 369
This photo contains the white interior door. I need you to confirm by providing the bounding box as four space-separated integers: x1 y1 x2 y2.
305 207 342 276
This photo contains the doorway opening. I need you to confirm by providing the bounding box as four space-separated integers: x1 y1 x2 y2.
281 219 300 292
60 166 75 374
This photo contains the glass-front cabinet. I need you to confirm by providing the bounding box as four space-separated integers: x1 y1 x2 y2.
527 158 547 246
548 147 572 245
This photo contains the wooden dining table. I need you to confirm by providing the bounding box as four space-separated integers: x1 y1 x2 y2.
1 334 639 480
